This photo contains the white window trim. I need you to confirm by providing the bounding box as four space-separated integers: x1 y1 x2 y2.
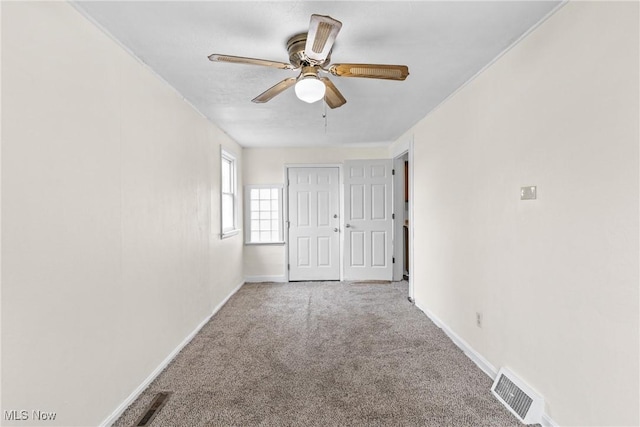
244 184 285 245
220 148 240 239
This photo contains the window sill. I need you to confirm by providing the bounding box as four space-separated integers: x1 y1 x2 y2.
220 229 241 239
245 241 285 246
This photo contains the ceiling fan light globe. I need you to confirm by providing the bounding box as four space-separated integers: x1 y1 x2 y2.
294 77 326 103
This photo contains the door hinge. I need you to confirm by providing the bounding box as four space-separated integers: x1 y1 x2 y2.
392 257 395 264
287 264 290 271
392 169 396 175
392 213 395 219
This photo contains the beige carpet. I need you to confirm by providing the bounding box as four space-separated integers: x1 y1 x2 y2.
114 281 526 426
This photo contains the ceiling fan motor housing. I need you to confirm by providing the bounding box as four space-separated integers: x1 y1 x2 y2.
287 33 331 68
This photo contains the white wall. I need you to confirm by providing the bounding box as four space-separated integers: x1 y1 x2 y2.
392 2 639 426
1 2 243 426
243 147 388 280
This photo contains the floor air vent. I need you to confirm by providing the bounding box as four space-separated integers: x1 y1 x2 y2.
135 392 171 426
491 368 543 424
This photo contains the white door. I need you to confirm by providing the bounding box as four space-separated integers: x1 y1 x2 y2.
288 167 340 281
343 159 393 280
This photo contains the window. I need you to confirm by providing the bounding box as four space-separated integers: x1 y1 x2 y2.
220 149 239 238
245 185 284 244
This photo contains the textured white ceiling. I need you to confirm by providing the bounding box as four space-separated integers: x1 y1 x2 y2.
73 1 561 148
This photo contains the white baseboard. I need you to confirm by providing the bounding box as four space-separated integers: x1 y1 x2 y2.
99 280 245 427
244 275 287 283
541 413 559 427
414 299 559 427
414 300 497 379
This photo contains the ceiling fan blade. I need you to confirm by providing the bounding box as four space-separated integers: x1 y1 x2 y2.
305 14 342 63
329 63 409 81
321 78 346 109
252 77 297 103
208 54 295 70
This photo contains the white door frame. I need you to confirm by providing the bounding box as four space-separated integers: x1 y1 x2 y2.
284 164 343 282
391 137 415 301
392 153 408 281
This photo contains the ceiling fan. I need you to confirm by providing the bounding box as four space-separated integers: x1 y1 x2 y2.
208 14 409 109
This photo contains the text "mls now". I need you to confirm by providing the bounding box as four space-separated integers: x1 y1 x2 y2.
4 410 57 421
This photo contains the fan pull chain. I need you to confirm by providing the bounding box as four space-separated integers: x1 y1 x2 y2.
323 101 328 134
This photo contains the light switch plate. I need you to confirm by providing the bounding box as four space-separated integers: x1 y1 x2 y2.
521 186 537 200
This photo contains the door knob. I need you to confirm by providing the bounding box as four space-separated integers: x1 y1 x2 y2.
345 224 351 228
334 228 339 232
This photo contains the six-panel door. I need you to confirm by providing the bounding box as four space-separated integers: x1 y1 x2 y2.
288 167 340 281
343 159 393 280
